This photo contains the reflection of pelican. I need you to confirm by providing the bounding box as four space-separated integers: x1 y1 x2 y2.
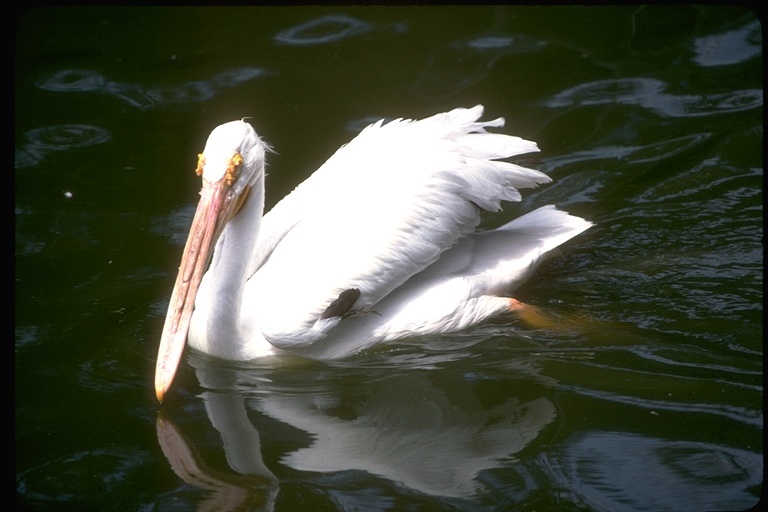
155 105 592 401
156 355 557 503
258 376 556 498
156 408 278 512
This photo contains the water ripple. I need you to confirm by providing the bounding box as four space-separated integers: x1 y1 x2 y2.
544 133 711 169
545 432 761 512
693 19 761 67
35 69 106 92
544 78 762 117
15 124 111 169
35 67 271 111
273 14 374 46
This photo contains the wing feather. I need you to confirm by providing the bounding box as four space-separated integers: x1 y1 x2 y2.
243 105 549 348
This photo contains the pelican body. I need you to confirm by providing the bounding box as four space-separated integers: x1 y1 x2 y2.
155 106 592 401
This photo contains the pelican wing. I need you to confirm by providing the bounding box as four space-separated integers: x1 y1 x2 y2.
244 106 550 348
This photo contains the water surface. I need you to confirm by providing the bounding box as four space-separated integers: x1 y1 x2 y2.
15 6 762 511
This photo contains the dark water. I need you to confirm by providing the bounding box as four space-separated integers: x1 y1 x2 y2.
15 6 762 511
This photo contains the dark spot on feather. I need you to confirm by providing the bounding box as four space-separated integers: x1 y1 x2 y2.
321 288 361 319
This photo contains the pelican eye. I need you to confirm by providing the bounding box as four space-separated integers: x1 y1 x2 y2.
225 153 244 184
195 153 205 176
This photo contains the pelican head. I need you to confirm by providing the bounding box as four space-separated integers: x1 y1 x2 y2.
197 120 267 194
154 120 266 402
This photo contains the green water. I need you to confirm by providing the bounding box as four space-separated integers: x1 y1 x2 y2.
15 6 762 511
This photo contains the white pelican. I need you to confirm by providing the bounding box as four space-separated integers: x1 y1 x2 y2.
155 105 592 402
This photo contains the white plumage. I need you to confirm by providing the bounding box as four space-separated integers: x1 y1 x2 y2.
155 105 592 401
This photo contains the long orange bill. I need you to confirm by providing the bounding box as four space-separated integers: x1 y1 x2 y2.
154 178 235 403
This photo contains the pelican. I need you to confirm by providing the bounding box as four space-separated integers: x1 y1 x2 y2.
154 105 592 402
